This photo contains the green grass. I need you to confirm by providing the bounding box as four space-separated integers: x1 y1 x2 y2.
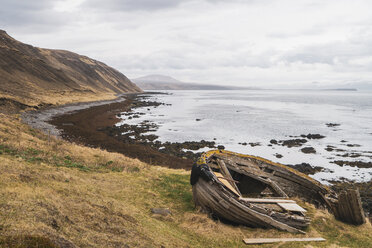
56 156 90 171
153 174 194 212
0 145 91 171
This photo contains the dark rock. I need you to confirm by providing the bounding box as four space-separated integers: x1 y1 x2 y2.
249 142 261 147
347 144 361 147
301 147 316 154
275 153 283 158
195 118 201 121
325 145 335 152
332 160 372 168
217 145 225 150
339 153 361 158
287 163 322 175
300 133 325 139
281 139 307 148
270 139 278 144
326 123 341 127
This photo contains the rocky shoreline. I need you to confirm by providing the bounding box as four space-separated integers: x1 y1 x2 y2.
22 92 372 220
24 92 372 171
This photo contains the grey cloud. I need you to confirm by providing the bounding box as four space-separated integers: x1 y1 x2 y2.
281 39 372 67
0 0 70 33
81 0 186 12
110 47 275 74
81 0 264 12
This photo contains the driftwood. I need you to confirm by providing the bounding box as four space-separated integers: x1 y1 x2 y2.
192 150 366 233
243 237 325 244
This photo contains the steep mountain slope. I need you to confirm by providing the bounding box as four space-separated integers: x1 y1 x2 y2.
0 30 142 107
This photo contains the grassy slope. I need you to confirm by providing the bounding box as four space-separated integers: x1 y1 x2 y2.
0 91 119 109
0 113 372 248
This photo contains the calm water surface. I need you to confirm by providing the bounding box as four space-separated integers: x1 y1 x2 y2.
118 90 372 183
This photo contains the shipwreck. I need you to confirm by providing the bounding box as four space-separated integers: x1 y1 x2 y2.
190 150 365 233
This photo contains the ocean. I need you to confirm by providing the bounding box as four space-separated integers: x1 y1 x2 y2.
117 90 372 183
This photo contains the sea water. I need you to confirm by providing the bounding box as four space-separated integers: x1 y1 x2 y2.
117 90 372 183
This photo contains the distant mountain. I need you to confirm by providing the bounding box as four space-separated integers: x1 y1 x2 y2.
135 75 182 84
0 30 142 107
133 74 256 90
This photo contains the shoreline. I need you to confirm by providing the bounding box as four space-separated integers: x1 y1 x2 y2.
45 93 194 170
22 92 372 172
21 94 131 136
22 92 219 170
21 91 372 218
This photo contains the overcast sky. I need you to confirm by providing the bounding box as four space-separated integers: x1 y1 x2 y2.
1 0 372 87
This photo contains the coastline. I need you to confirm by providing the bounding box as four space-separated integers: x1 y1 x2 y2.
35 93 194 170
21 94 131 136
21 92 219 170
21 91 372 219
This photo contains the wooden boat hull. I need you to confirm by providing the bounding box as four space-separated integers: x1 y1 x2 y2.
191 150 365 233
193 178 309 233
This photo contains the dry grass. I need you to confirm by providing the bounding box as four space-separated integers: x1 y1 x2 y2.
1 114 372 247
0 91 117 108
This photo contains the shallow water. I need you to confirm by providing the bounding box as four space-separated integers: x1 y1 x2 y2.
117 90 372 183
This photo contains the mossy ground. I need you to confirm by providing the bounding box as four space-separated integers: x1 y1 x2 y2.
1 113 372 247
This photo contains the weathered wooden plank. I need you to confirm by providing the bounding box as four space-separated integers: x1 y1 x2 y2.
336 189 365 225
216 159 242 196
194 179 306 233
219 159 289 198
277 203 307 213
349 189 365 224
266 179 288 198
214 172 240 196
243 237 325 244
239 198 295 203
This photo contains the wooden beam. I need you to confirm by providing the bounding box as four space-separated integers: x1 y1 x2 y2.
243 237 325 244
277 203 307 213
217 159 241 196
239 198 295 203
214 172 240 196
266 179 288 198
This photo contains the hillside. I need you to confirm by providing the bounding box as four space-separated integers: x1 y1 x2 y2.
0 30 142 109
1 114 372 247
133 74 254 90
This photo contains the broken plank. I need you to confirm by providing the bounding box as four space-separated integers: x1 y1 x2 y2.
214 172 240 196
239 198 295 203
277 203 307 213
243 237 325 245
217 159 242 196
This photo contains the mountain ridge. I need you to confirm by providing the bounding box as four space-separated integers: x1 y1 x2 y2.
133 74 257 90
0 30 142 107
